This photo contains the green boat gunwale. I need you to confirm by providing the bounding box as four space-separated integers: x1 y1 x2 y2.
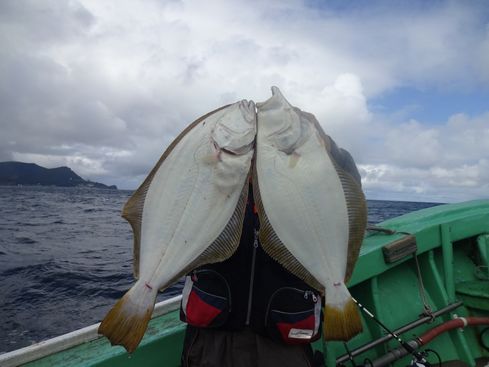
0 296 182 367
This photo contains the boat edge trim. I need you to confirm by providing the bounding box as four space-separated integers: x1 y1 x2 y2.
0 295 182 367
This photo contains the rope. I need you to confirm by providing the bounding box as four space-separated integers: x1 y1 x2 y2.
368 225 434 319
413 253 434 320
366 225 411 236
366 225 397 235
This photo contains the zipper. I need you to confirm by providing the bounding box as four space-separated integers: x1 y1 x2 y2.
245 228 259 325
264 287 319 326
269 309 315 315
191 285 227 300
305 290 318 303
192 269 232 311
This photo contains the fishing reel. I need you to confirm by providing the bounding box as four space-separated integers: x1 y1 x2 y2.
407 349 441 367
409 357 432 367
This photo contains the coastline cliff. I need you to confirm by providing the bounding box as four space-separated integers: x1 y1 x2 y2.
0 162 117 189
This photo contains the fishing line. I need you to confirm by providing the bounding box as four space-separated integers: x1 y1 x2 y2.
351 297 425 361
423 349 441 367
342 342 357 367
480 327 489 352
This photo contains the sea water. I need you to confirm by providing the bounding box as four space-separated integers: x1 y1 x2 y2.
0 186 440 353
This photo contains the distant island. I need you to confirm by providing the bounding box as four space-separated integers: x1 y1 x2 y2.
0 161 117 189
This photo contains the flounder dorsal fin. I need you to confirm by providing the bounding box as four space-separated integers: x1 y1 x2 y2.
336 166 367 283
122 104 231 279
304 113 367 283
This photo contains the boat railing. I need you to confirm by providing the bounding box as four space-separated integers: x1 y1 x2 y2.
0 295 182 367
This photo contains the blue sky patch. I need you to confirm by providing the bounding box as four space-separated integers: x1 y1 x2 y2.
370 86 489 124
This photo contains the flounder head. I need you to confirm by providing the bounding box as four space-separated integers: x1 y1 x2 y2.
212 100 256 155
256 86 309 154
210 100 256 195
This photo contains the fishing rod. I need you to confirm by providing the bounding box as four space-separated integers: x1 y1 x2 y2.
337 301 462 364
351 297 428 364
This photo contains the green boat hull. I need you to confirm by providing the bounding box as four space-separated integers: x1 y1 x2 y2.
2 200 489 367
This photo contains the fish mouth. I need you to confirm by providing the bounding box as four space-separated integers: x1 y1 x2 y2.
257 86 306 153
211 135 254 156
239 99 257 123
211 100 257 155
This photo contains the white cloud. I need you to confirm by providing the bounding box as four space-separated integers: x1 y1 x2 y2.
361 159 489 203
384 121 442 168
359 112 489 202
0 0 488 201
308 74 371 151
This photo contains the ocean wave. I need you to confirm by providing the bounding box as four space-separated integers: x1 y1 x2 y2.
0 186 441 353
14 236 37 244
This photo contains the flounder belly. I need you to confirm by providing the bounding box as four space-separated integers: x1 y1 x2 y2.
256 129 349 288
139 102 255 289
98 101 256 353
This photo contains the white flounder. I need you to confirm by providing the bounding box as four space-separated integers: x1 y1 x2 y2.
99 100 256 352
253 87 367 341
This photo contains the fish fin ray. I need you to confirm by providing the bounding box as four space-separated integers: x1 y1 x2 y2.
294 110 367 283
188 175 249 265
334 164 367 283
305 112 367 283
323 298 362 341
122 104 232 279
304 111 362 186
98 282 157 353
252 165 323 291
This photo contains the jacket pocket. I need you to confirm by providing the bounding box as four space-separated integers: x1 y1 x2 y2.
265 287 321 345
180 269 231 328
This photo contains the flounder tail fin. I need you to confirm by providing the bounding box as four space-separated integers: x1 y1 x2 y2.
323 284 362 341
98 281 157 353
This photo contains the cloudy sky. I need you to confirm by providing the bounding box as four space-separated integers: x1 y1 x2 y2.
1 0 488 203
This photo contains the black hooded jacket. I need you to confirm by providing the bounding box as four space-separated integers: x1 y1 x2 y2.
180 184 322 341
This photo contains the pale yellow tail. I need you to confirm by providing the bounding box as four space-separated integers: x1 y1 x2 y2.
98 281 156 353
323 298 362 341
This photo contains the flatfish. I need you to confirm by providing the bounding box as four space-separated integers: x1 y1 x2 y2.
253 87 367 341
99 100 256 352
